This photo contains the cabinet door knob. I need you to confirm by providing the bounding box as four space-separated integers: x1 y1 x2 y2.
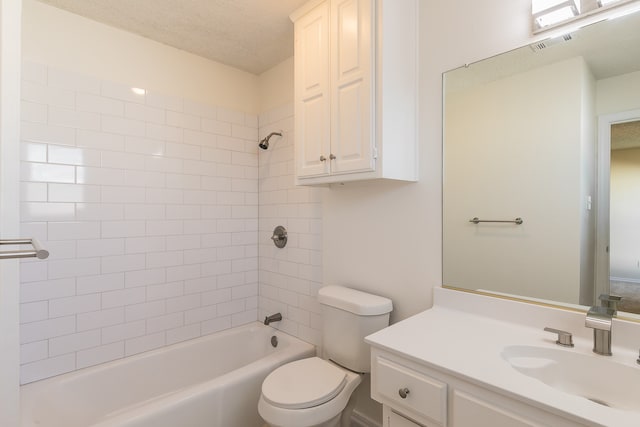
398 387 410 399
329 154 336 160
320 155 327 162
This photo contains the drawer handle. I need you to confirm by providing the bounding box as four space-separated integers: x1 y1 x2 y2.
398 387 410 399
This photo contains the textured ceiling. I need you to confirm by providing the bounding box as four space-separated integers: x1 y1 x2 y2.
612 121 640 150
37 0 310 75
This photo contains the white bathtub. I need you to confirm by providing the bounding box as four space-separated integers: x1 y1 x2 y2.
21 322 315 427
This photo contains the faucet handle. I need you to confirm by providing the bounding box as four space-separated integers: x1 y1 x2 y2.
599 294 622 314
544 327 574 347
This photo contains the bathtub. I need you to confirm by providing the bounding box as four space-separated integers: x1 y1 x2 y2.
21 322 315 427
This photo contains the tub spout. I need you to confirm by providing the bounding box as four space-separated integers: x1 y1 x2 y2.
264 313 282 325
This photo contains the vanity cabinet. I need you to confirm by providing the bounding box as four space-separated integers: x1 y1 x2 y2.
371 349 586 427
290 0 418 185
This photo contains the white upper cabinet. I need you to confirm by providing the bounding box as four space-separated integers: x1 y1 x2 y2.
291 0 418 185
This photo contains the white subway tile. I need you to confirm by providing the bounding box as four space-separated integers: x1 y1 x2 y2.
21 182 48 202
232 151 258 167
184 305 217 324
184 277 216 295
77 93 124 116
49 145 101 167
48 257 101 279
39 240 76 260
145 156 183 173
202 118 232 136
217 136 246 152
76 167 125 186
49 183 100 203
102 287 146 309
125 300 165 322
49 294 100 319
145 188 184 204
147 312 183 333
21 122 75 146
166 294 201 313
146 251 184 269
20 301 48 323
21 83 75 109
201 316 231 335
184 129 216 147
102 254 146 274
125 102 165 124
48 67 100 94
124 205 166 221
101 151 146 170
101 220 146 238
77 129 125 151
21 340 48 364
125 136 165 156
21 278 75 303
165 142 200 160
102 320 145 344
101 186 146 203
77 307 124 332
49 330 101 357
145 91 183 112
166 324 201 345
123 170 165 188
48 221 100 241
76 203 124 221
125 268 166 288
166 111 200 131
232 309 257 327
102 116 146 137
165 173 200 190
217 299 245 317
146 123 183 142
21 354 76 384
166 264 201 282
201 205 232 220
146 220 183 236
165 235 200 251
183 100 216 119
147 281 184 301
232 124 258 141
125 332 165 356
21 162 75 183
201 260 232 277
125 236 166 254
21 101 47 124
202 288 232 306
165 205 200 220
20 316 76 344
21 142 47 163
101 81 146 104
217 108 245 125
21 202 74 221
49 107 100 131
76 342 124 369
77 272 125 294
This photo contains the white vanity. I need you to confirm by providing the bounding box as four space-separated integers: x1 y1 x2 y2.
366 288 640 427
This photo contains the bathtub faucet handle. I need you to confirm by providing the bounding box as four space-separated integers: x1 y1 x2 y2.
264 313 282 326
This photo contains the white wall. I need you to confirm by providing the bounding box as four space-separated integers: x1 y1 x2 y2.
596 70 640 115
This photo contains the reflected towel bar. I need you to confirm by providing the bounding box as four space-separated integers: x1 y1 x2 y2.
0 238 49 260
469 217 523 225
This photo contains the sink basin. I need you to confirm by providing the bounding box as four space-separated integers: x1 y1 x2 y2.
501 345 640 412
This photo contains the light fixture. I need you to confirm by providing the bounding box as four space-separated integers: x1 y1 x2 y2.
131 87 146 95
598 0 621 6
532 0 580 29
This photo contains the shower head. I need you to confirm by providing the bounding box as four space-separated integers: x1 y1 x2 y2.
258 131 282 150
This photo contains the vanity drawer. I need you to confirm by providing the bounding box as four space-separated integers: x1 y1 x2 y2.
374 356 447 426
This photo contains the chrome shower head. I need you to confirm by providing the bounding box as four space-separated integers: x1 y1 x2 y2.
258 131 282 150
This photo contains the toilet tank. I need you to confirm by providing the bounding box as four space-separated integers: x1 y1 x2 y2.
318 286 393 373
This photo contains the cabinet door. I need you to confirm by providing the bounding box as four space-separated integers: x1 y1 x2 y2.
330 0 375 175
294 1 331 178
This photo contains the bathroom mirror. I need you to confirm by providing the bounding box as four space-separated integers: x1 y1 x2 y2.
443 9 640 318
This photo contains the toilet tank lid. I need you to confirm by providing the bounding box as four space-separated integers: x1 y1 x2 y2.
318 286 393 316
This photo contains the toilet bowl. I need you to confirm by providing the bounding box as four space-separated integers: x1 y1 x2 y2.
258 357 361 427
258 286 393 427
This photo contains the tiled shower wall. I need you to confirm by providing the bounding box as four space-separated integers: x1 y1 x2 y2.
19 62 260 383
257 106 324 350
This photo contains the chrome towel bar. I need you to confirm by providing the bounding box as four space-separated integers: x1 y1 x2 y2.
0 238 49 260
469 217 523 225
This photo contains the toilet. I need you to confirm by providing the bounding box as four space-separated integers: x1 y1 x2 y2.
258 285 393 427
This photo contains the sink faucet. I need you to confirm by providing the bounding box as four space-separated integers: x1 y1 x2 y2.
264 312 282 326
585 306 615 356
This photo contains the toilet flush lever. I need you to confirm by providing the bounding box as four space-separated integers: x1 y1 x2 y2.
544 327 574 347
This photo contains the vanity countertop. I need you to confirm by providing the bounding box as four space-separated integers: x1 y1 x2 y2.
365 288 640 427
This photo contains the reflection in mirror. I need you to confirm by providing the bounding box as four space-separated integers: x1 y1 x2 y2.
442 9 640 317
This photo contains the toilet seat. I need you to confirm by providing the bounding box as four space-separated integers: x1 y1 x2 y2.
262 357 347 409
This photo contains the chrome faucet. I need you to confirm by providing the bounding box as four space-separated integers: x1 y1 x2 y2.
264 312 282 326
585 306 615 356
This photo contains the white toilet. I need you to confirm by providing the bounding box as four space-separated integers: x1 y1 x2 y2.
258 285 393 427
